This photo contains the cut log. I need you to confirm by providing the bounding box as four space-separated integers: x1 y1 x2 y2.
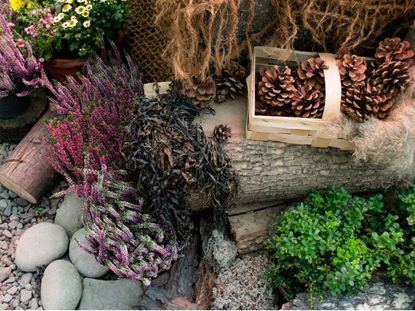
1 77 412 208
0 110 57 204
0 88 47 143
142 81 413 214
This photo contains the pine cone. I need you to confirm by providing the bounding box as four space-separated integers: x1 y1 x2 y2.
184 76 216 108
375 37 414 67
256 65 297 116
213 62 247 103
296 56 327 85
292 80 325 118
371 60 410 96
368 60 410 119
212 124 231 142
336 54 367 87
341 82 380 122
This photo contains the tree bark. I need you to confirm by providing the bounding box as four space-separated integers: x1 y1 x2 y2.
1 81 410 207
189 97 405 211
0 110 57 203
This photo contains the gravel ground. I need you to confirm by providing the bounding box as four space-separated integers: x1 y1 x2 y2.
0 142 63 310
212 252 275 310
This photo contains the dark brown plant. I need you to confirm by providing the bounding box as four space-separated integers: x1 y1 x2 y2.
122 85 237 245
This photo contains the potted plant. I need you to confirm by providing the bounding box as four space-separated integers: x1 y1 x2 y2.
0 13 45 120
7 0 130 81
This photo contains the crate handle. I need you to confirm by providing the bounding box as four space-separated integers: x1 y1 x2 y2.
319 53 342 121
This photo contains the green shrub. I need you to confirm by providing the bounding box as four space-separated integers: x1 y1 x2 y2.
265 187 415 299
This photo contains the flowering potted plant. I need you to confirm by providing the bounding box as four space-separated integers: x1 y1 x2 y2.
7 0 129 81
0 13 45 119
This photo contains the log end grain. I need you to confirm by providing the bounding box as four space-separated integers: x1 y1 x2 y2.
0 111 57 204
229 204 286 254
0 173 38 204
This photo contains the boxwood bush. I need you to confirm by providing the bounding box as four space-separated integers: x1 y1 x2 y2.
265 187 415 299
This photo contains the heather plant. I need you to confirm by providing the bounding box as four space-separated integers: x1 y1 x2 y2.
81 165 177 286
44 47 178 283
265 187 415 300
0 13 45 97
44 45 142 194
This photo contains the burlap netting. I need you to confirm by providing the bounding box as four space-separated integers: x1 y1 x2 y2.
127 0 172 83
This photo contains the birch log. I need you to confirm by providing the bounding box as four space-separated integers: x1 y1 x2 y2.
0 110 56 204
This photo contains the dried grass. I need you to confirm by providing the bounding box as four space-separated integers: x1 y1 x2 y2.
155 0 415 82
268 0 415 54
325 67 415 180
154 0 240 83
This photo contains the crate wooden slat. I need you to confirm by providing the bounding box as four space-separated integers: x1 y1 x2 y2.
246 46 355 151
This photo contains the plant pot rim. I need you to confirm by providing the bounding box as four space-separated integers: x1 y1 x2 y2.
46 58 87 66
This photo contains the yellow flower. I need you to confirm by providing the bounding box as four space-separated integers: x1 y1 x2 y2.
85 4 92 10
62 21 70 28
54 13 65 23
26 1 32 9
83 20 90 28
9 0 25 12
62 4 71 12
81 11 89 17
75 6 85 14
68 18 78 27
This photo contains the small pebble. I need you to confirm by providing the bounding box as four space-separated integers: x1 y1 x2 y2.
20 289 32 303
3 230 12 238
19 273 33 286
30 298 38 310
15 198 29 207
11 299 20 308
3 294 12 303
0 143 60 310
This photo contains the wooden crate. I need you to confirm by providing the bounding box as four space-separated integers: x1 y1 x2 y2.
246 46 355 151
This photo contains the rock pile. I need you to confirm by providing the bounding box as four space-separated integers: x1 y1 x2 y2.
212 253 275 310
12 190 144 310
282 277 415 310
0 141 61 310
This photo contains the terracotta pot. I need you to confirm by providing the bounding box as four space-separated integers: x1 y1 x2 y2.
45 31 126 82
0 91 30 120
44 58 86 82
